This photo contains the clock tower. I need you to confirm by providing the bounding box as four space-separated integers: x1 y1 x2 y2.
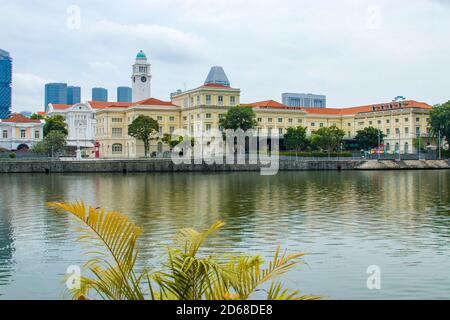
132 50 151 102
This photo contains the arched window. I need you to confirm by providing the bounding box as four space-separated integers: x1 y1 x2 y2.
112 143 123 154
404 142 409 154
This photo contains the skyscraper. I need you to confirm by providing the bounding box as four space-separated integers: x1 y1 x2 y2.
67 86 81 105
0 49 12 119
282 93 326 108
92 87 108 102
117 86 132 102
45 83 67 112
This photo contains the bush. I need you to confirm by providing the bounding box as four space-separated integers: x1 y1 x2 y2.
280 151 353 157
8 153 16 159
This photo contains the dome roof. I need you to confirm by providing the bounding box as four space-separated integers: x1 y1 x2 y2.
136 50 147 60
204 66 230 87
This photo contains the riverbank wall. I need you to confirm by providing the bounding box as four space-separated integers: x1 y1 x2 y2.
0 159 448 173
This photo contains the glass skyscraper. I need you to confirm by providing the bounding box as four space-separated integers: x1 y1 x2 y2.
45 83 68 112
282 93 326 108
0 49 12 119
92 87 108 102
117 86 132 102
67 86 81 105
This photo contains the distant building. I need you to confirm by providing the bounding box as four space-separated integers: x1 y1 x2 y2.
0 113 44 151
0 49 12 119
92 87 108 102
67 86 81 105
45 83 67 112
282 93 326 108
117 86 132 102
19 111 32 118
204 66 230 87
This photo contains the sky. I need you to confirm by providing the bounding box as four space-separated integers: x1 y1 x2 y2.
1 0 450 113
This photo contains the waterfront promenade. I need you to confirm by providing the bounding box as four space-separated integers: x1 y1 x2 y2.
0 159 448 173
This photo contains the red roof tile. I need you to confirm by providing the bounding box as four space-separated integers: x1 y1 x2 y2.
2 113 42 123
132 97 176 107
51 104 71 110
88 101 133 109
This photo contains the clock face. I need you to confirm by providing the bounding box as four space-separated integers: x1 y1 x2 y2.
141 76 147 83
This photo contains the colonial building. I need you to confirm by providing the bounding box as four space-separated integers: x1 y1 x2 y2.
0 113 44 151
94 65 434 158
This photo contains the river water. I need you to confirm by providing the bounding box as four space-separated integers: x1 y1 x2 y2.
0 171 449 299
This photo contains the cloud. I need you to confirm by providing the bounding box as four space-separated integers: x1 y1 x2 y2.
12 73 51 112
85 20 207 63
88 61 120 73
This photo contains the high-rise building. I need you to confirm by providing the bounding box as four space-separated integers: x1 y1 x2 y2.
0 49 12 119
117 86 132 102
204 66 230 87
132 50 151 102
92 87 108 102
282 93 326 108
67 86 81 105
45 83 68 112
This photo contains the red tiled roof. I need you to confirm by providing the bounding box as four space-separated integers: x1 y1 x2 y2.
2 113 42 123
37 111 46 116
51 104 71 110
132 98 176 107
88 101 133 109
242 100 301 110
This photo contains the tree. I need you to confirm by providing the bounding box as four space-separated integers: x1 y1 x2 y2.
284 126 309 152
30 113 45 120
47 201 320 301
32 131 67 156
128 115 159 157
355 127 386 150
162 133 184 150
311 125 345 153
44 115 68 136
219 106 257 131
429 101 450 143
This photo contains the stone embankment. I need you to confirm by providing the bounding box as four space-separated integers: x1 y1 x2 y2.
0 159 448 174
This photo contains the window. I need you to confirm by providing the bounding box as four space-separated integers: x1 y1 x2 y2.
369 121 373 125
206 124 212 131
112 118 122 123
20 130 26 138
311 123 315 127
170 126 175 134
157 116 163 121
358 122 364 126
191 114 194 120
386 128 391 135
257 117 262 122
288 118 293 123
416 117 420 122
377 120 381 124
268 118 272 123
386 143 390 151
347 131 351 136
112 128 123 137
218 114 224 119
386 119 390 124
112 144 123 154
395 128 400 134
405 118 409 122
405 127 409 134
278 128 283 135
320 123 324 128
348 123 351 127
218 96 224 106
206 113 212 119
2 130 7 139
190 97 194 105
404 142 409 154
159 126 163 133
197 114 200 120
230 96 236 105
197 96 201 105
278 118 283 123
395 118 399 123
206 95 211 105
298 119 303 123
416 127 420 135
169 116 175 122
35 131 40 139
183 116 187 121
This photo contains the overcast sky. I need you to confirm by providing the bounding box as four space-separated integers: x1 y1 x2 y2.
1 0 449 112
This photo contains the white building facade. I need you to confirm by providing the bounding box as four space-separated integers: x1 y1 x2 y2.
0 113 44 151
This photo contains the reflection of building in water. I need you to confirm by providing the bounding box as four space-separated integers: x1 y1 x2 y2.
0 214 14 288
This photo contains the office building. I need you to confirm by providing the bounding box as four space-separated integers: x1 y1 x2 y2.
92 87 108 102
67 86 81 105
117 86 132 102
282 93 326 108
45 83 67 112
0 49 12 119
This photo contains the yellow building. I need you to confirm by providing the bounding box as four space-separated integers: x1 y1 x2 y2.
94 68 433 158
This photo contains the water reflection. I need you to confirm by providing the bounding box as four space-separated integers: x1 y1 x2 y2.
0 171 449 299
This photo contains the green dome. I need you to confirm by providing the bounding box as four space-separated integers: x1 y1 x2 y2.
136 50 147 60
